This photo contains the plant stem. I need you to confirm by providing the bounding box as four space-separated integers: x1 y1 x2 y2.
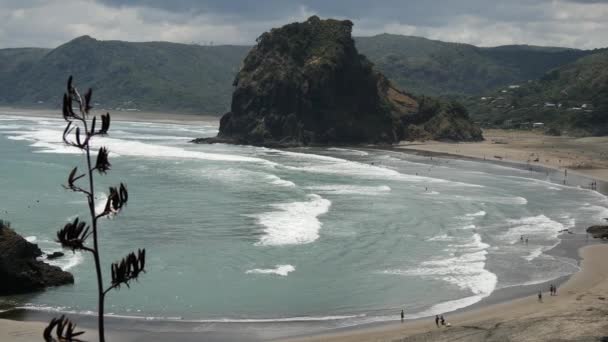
83 118 106 342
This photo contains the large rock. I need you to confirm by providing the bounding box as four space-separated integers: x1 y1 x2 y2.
0 225 74 295
195 16 482 147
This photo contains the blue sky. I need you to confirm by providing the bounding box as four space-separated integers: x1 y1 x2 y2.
0 0 607 49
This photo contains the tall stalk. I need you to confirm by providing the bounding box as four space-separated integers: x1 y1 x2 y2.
44 76 146 342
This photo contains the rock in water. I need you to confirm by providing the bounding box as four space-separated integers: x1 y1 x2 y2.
0 226 73 295
196 16 482 146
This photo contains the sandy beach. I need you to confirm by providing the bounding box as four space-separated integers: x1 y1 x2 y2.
398 129 608 183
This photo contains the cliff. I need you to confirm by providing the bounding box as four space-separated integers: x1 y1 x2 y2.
0 224 74 295
196 16 482 146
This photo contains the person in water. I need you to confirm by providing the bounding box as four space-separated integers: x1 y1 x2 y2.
401 310 404 323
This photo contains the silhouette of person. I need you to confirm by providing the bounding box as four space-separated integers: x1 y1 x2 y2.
401 310 404 323
440 315 446 326
538 290 543 302
435 315 440 327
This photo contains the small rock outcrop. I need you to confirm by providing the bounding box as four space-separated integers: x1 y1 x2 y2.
0 225 74 295
587 225 608 239
195 16 482 147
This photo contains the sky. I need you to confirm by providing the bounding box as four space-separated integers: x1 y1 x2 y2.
0 0 607 49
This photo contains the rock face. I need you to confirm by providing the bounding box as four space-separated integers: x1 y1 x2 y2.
587 225 608 239
196 16 482 146
0 225 74 295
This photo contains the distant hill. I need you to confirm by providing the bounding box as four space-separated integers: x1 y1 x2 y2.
0 34 599 115
0 36 249 114
354 34 592 96
464 49 608 136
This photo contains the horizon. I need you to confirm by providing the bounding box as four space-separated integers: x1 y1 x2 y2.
1 1 608 49
1 31 600 51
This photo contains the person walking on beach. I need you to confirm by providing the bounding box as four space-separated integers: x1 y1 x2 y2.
401 310 404 323
440 315 446 326
538 290 543 302
435 315 440 327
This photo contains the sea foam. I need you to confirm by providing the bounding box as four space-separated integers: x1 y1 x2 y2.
245 264 295 276
254 194 331 246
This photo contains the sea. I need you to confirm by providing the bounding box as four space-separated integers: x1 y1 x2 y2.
1 112 607 331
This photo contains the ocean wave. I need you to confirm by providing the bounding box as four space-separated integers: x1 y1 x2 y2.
466 211 487 217
501 215 564 244
14 305 365 323
5 127 276 166
382 233 496 311
327 147 369 156
245 264 295 276
265 175 296 187
253 194 331 246
45 251 84 271
304 184 391 195
423 190 440 195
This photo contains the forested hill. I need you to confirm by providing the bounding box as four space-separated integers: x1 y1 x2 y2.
0 36 250 114
0 34 598 114
355 34 592 96
465 49 608 136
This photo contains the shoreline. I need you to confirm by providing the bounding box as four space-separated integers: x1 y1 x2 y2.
0 106 219 125
2 243 605 342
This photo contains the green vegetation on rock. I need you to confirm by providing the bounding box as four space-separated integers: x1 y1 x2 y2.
199 16 482 146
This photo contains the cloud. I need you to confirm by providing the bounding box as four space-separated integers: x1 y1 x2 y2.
0 0 607 49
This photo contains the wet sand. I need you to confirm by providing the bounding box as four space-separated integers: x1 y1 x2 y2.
398 129 608 183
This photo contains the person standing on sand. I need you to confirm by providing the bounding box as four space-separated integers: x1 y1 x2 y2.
435 315 440 327
440 315 446 326
538 290 543 302
401 310 404 323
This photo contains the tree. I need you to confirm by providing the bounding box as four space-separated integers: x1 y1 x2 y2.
44 77 147 342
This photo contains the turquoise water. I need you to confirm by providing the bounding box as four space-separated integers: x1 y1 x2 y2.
1 112 607 327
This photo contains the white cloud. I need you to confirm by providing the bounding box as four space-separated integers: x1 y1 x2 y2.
0 0 606 49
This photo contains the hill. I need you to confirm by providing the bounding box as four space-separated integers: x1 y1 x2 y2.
354 34 591 96
464 50 608 136
0 36 249 114
0 33 598 115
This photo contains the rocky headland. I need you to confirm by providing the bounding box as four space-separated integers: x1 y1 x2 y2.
193 16 482 147
0 222 73 295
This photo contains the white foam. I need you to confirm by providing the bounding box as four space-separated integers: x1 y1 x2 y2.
327 147 369 156
25 236 37 243
5 126 276 166
245 264 295 276
423 191 440 195
382 233 496 313
253 194 331 246
304 184 391 195
46 251 84 271
265 175 296 187
272 149 483 188
427 233 455 242
501 215 564 244
466 211 486 217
